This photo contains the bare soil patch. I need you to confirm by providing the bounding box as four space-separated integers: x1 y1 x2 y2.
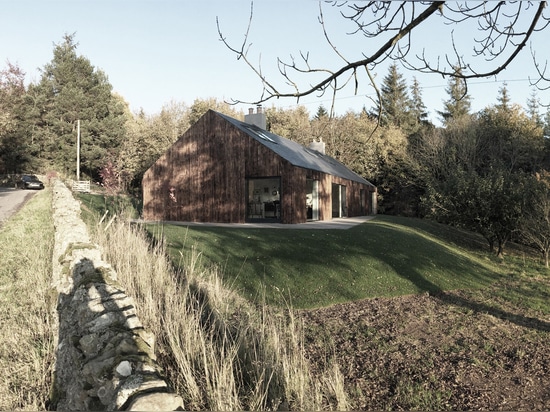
301 279 550 410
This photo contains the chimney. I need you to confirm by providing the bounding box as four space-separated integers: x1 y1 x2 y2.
244 105 267 130
308 137 326 155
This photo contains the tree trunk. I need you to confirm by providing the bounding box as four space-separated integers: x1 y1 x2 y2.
496 239 505 259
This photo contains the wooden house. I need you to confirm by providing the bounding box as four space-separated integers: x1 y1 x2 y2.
142 108 377 224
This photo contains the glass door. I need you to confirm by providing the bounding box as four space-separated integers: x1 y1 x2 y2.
306 179 319 220
246 177 281 221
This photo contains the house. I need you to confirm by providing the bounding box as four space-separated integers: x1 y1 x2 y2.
142 108 377 224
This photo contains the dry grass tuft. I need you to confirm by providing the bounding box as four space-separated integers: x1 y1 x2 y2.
92 216 347 410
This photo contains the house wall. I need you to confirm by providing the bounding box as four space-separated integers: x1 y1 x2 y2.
143 110 377 224
304 170 377 220
143 111 247 223
331 175 377 217
143 111 305 223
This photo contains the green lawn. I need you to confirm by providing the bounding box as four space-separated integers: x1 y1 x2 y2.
145 215 505 309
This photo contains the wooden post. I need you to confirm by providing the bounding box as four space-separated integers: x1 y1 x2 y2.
76 119 80 181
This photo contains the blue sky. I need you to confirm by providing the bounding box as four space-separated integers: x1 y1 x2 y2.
1 1 548 125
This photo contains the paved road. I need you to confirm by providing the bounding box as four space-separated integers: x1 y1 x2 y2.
0 187 38 226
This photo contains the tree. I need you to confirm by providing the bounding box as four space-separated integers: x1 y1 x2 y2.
266 106 311 146
187 97 242 126
409 77 429 128
438 66 472 125
372 63 413 131
476 104 544 175
421 103 544 257
472 170 527 258
314 105 328 120
526 89 543 127
28 33 127 178
521 171 550 267
496 82 511 112
0 62 28 173
218 2 549 107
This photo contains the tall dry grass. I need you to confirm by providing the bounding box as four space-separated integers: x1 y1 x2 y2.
92 216 348 410
0 189 56 411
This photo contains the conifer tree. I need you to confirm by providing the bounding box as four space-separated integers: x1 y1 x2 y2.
373 63 413 131
438 66 472 125
314 105 328 120
28 33 127 178
526 89 542 127
496 82 511 112
410 77 428 127
544 108 550 138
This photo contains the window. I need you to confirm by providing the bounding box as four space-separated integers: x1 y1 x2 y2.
246 177 281 221
244 125 276 143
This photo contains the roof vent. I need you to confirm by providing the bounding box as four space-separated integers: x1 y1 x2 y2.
308 138 325 155
244 105 267 130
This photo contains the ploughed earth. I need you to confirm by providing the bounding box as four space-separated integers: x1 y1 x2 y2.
300 281 550 410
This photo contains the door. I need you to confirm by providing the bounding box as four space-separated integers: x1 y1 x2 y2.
331 183 347 218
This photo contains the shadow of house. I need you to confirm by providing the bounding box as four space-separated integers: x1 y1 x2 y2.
142 108 377 224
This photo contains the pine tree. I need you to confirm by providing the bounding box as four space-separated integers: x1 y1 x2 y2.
314 105 328 120
373 63 413 130
28 33 127 178
438 66 472 125
526 89 542 127
410 77 428 127
496 82 511 112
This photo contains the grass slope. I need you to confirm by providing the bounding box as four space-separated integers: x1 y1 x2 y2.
146 215 504 309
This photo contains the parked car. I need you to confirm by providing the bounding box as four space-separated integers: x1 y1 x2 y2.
18 174 44 190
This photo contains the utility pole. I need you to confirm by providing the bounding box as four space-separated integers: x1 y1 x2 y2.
76 119 80 181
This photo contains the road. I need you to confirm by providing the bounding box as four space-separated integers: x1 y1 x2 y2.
0 187 38 226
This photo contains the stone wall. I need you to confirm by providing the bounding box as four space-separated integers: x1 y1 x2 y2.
51 180 183 411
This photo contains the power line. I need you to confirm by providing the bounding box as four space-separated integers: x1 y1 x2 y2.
276 76 541 111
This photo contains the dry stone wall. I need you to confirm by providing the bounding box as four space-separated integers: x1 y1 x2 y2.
51 180 183 411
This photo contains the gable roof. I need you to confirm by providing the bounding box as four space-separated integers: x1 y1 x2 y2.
215 111 375 187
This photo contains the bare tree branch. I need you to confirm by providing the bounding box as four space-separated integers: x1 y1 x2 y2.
217 1 549 107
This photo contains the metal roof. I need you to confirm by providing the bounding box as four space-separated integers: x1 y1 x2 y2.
215 111 375 187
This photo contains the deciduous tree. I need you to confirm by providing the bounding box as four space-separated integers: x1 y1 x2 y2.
521 171 550 267
0 62 28 173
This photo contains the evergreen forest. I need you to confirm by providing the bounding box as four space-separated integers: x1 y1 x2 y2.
3 35 550 264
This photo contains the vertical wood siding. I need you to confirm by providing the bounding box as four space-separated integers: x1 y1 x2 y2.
143 110 376 224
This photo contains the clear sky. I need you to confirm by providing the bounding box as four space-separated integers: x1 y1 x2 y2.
1 1 548 125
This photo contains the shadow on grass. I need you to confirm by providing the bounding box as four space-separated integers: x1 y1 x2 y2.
373 220 550 333
435 291 550 332
148 216 550 332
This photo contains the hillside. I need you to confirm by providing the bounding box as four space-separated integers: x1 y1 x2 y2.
76 193 550 410
149 215 506 309
147 214 549 409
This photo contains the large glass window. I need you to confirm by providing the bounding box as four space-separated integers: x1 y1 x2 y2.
246 177 281 220
332 183 347 218
306 179 319 221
